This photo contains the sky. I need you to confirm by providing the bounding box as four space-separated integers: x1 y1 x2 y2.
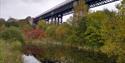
0 0 121 21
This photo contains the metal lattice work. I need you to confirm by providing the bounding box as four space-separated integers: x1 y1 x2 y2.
86 0 119 8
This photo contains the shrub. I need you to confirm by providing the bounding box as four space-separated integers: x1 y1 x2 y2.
0 18 5 27
0 26 24 43
45 25 57 38
37 20 47 30
55 25 71 41
23 28 46 40
5 21 19 27
0 39 22 63
66 34 80 45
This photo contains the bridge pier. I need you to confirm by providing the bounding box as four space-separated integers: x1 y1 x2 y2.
57 17 60 24
56 17 62 24
50 17 54 24
57 14 63 24
43 14 63 24
45 19 49 24
54 17 58 24
60 17 63 24
48 15 63 25
55 17 58 24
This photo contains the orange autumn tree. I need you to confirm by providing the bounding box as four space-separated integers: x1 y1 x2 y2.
23 28 46 41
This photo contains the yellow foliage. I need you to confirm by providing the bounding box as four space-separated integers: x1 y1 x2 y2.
0 40 22 63
37 20 46 29
101 41 120 56
74 0 88 20
55 25 68 40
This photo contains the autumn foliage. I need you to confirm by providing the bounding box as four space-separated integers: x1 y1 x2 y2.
23 45 44 58
23 28 46 40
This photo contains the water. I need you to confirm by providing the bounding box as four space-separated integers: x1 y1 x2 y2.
22 54 41 63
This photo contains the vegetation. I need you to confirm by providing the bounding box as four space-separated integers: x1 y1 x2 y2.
35 1 125 63
0 40 22 63
0 18 27 63
0 0 125 63
0 26 24 43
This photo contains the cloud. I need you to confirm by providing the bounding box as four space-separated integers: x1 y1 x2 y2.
21 0 45 3
0 0 21 5
0 0 65 19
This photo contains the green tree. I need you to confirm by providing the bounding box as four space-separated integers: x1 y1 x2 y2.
0 18 6 31
0 26 24 43
45 24 57 39
37 20 47 30
55 23 73 41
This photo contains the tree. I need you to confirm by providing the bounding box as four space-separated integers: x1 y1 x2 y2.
0 18 6 31
0 26 24 43
55 24 73 41
119 0 125 12
7 18 17 22
37 20 47 30
45 25 57 39
73 0 88 21
0 18 5 24
5 18 19 27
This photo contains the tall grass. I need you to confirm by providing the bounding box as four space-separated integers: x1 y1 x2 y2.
0 39 22 63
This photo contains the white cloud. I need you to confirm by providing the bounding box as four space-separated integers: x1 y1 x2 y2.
0 0 65 19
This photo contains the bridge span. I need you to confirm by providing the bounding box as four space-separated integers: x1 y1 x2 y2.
33 0 119 24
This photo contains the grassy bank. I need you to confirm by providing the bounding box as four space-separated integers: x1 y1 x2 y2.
0 40 22 63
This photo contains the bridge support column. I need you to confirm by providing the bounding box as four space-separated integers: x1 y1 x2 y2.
54 17 57 24
57 17 60 24
60 17 63 24
45 19 49 24
55 17 62 24
51 17 54 24
58 17 63 24
49 15 63 25
57 14 63 24
55 17 59 25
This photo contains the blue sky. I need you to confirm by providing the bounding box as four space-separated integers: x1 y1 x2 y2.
0 0 121 21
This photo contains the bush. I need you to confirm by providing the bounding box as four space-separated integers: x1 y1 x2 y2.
23 28 46 40
45 25 57 38
55 24 72 41
5 21 19 27
37 20 47 30
0 26 24 43
66 34 80 45
0 18 5 27
0 39 22 63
